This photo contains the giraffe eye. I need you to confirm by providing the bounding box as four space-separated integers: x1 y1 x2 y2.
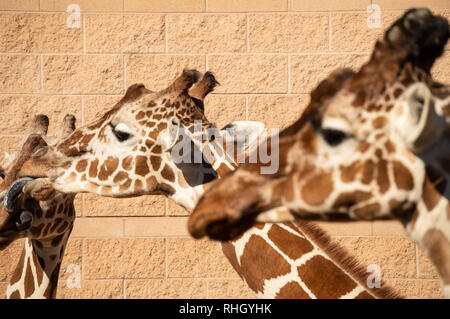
109 123 132 142
320 128 348 146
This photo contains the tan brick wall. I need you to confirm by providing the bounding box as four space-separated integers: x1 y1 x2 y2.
0 0 448 299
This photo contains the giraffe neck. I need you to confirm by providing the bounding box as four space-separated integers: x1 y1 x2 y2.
6 227 72 299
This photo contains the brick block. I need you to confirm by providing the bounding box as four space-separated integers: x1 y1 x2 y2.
0 240 24 282
167 238 239 278
374 1 449 10
0 0 39 10
208 54 288 93
315 221 372 236
0 55 40 93
290 0 370 11
417 246 440 279
331 12 399 52
82 95 122 125
124 217 189 237
125 279 206 298
0 13 82 53
247 94 309 129
0 136 24 163
207 0 287 12
41 0 123 12
125 0 205 12
57 280 123 298
208 279 255 298
83 238 165 279
334 236 416 278
372 220 408 236
58 238 82 284
0 95 81 135
290 53 369 93
43 55 124 94
248 14 328 52
167 199 190 216
386 279 444 299
125 54 205 91
167 14 246 53
85 14 165 53
432 52 450 84
204 94 246 129
84 194 165 217
71 218 124 238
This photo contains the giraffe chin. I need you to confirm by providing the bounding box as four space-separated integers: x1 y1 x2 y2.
193 212 259 242
0 210 33 249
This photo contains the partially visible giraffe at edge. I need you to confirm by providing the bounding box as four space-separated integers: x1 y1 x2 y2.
0 114 77 298
188 8 450 297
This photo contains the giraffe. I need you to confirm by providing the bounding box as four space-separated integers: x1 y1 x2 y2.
0 113 77 298
3 70 403 298
187 8 450 297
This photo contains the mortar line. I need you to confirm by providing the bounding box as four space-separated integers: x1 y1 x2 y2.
415 244 420 278
164 15 169 53
328 11 332 51
287 53 291 93
39 54 44 93
0 9 426 14
246 15 250 52
164 238 168 279
82 12 86 54
123 54 127 90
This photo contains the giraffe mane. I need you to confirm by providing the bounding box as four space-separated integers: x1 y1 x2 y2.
293 221 404 299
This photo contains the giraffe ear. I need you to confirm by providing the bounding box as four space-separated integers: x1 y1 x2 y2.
157 118 181 151
398 82 445 153
220 121 265 154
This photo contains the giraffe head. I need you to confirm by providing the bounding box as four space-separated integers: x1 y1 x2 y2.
0 114 76 249
12 70 261 211
188 8 450 240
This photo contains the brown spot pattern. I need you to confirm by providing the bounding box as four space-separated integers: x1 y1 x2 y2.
239 235 291 293
267 224 313 260
393 161 414 190
297 255 357 298
275 281 311 299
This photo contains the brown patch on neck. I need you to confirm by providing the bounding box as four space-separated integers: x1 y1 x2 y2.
297 255 357 298
292 221 402 298
221 242 243 280
267 224 313 260
24 256 35 298
392 161 414 190
422 178 442 212
239 235 291 293
275 281 310 299
377 159 390 194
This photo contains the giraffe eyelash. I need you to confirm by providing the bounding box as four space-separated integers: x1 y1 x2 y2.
109 122 132 142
